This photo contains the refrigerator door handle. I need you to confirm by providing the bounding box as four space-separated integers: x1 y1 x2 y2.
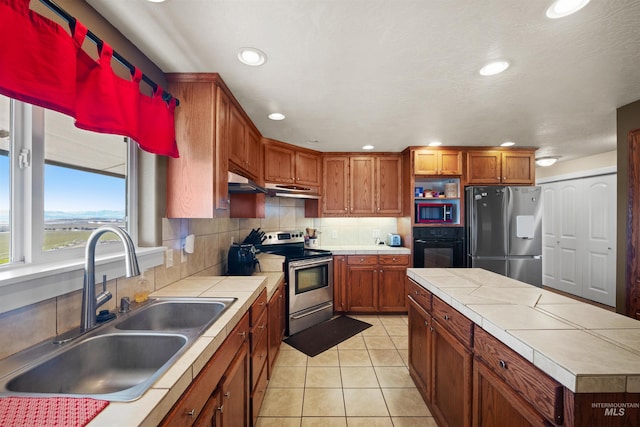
533 255 541 259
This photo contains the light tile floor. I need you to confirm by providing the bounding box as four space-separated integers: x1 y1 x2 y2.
256 315 438 427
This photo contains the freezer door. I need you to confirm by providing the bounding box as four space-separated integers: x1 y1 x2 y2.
467 186 507 257
507 186 542 256
469 257 508 277
507 257 542 287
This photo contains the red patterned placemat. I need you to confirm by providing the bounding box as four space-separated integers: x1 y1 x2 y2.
0 397 109 426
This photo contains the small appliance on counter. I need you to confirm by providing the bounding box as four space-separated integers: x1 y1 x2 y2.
228 243 259 275
386 233 402 247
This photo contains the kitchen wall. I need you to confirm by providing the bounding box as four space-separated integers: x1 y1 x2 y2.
535 150 616 181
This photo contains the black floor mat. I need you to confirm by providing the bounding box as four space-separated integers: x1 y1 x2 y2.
283 316 372 357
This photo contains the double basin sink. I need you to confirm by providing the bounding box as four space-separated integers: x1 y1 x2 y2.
0 297 236 401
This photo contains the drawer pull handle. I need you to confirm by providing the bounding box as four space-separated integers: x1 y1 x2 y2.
424 320 429 326
238 331 246 338
430 326 435 332
499 360 507 369
415 290 419 295
218 404 224 413
186 409 196 418
444 315 450 321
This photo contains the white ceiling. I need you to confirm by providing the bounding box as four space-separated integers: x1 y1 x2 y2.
86 0 640 163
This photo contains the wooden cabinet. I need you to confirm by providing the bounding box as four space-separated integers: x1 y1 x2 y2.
161 312 250 427
408 289 432 403
267 280 285 377
414 149 463 175
264 139 321 187
228 109 261 180
333 255 348 312
249 290 268 426
220 341 250 427
466 150 535 185
345 255 409 313
322 154 403 216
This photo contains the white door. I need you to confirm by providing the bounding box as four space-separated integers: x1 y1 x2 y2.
540 174 616 306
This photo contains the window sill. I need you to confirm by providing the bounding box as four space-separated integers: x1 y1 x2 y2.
0 247 165 315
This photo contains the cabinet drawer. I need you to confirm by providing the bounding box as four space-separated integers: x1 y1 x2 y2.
432 296 473 348
347 255 378 265
250 306 268 353
474 328 563 425
379 254 410 265
407 278 431 313
251 361 268 427
251 329 268 391
250 288 267 324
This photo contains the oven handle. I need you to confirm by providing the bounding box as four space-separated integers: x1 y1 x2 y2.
290 301 333 320
288 256 333 269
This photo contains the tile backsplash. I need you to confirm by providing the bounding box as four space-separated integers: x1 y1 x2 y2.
0 197 402 359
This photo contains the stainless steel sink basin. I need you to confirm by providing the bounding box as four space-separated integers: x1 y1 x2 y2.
5 333 186 401
116 298 234 331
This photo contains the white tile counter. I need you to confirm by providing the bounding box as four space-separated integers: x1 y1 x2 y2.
407 268 640 394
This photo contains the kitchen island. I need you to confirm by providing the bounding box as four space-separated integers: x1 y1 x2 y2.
407 268 640 426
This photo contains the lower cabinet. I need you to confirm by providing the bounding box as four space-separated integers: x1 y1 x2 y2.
249 290 268 426
220 342 250 427
407 294 432 402
267 280 285 378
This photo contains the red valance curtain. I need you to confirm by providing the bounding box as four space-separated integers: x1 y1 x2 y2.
0 0 179 158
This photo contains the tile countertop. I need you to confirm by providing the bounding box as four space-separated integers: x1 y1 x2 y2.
407 268 640 394
318 245 411 255
88 272 284 427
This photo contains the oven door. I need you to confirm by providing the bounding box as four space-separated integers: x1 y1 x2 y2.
413 238 464 268
288 256 334 315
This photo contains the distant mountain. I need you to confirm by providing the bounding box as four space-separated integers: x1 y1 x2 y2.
44 210 125 220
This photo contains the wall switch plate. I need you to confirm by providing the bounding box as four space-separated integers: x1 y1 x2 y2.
331 230 338 239
165 249 173 268
372 229 381 238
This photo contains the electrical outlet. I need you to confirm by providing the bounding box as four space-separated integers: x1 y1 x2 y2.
372 229 380 238
181 250 187 264
331 230 338 239
165 249 173 268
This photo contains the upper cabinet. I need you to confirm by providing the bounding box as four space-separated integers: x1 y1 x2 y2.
466 150 535 185
414 149 463 175
322 154 403 217
229 108 261 180
263 139 321 187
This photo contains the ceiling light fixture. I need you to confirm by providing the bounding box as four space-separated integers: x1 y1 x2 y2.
362 145 375 150
479 60 510 76
428 141 442 147
546 0 591 19
237 47 267 66
535 156 560 167
146 0 167 3
268 113 285 121
501 141 515 147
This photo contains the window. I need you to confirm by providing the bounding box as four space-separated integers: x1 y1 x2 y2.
0 95 9 265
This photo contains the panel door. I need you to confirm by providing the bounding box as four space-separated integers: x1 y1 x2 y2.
228 106 246 170
295 151 321 186
466 151 501 184
376 155 403 215
264 144 295 184
322 156 349 215
557 181 582 295
541 184 559 288
349 156 376 215
347 265 378 312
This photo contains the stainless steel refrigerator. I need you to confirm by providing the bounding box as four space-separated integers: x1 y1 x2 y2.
465 186 542 286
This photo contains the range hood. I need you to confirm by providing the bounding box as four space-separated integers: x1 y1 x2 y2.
265 183 321 199
228 171 267 194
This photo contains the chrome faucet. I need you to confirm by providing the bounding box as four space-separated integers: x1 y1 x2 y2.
80 226 140 332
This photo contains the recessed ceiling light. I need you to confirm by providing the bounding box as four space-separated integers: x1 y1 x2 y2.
268 113 285 121
428 141 442 147
479 60 510 76
362 145 375 150
535 156 560 167
546 0 591 19
501 141 515 147
237 47 267 66
146 0 167 3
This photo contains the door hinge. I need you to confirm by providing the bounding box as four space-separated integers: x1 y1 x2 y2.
18 148 31 169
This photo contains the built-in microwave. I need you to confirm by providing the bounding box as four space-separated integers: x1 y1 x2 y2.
416 202 454 223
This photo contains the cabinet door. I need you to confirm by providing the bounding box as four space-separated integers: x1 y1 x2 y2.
473 358 549 427
431 319 472 427
194 387 222 427
267 284 283 377
378 266 407 312
376 155 403 215
414 150 440 175
264 144 295 184
408 296 431 402
333 255 348 312
214 87 230 210
501 151 534 184
220 341 249 427
245 126 261 179
295 151 322 186
323 156 349 215
347 265 378 312
228 106 246 172
439 150 463 175
350 156 376 215
466 151 502 184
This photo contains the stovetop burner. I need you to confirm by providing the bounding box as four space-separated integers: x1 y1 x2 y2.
257 230 332 261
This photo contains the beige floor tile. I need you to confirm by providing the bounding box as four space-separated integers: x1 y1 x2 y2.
383 325 408 336
379 317 407 328
352 315 383 326
374 366 415 388
338 349 372 366
343 388 389 417
346 417 394 427
301 417 347 427
256 417 302 427
361 324 389 337
381 388 431 417
337 334 367 350
268 366 307 388
363 335 396 350
397 349 409 366
276 349 309 367
368 349 405 367
390 335 409 350
341 366 379 388
260 388 304 416
391 417 439 427
306 367 342 388
307 348 339 366
281 342 299 351
302 388 346 417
